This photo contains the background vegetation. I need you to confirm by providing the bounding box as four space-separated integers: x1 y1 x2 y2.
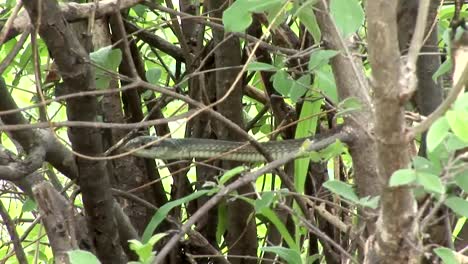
0 0 467 263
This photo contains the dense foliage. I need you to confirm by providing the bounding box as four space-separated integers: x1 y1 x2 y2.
0 0 467 263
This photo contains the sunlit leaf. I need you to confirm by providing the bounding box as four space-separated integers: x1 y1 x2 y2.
254 192 275 213
248 0 286 13
272 70 293 96
216 202 228 245
146 68 162 85
426 117 450 152
223 1 252 32
358 196 380 209
68 250 100 264
218 166 247 185
247 62 278 72
323 180 359 203
308 49 339 71
453 92 468 111
434 247 459 264
330 0 364 37
445 197 468 217
433 58 452 82
296 1 321 42
260 207 298 250
290 75 311 103
389 169 417 187
446 110 468 142
295 90 322 193
22 198 37 212
261 246 302 264
412 156 441 175
416 172 444 194
337 97 362 117
90 46 122 89
455 170 468 192
315 65 338 103
142 190 211 242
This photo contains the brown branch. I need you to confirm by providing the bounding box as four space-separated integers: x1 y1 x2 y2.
0 109 193 131
366 0 420 262
0 77 78 180
32 182 79 263
123 20 186 62
0 145 46 181
0 29 30 75
21 0 126 261
1 0 143 42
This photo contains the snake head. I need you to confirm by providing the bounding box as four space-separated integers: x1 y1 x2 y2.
122 136 177 159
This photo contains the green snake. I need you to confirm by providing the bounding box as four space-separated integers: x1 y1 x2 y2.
123 127 349 162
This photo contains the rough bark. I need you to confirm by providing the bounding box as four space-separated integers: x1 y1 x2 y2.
366 1 420 263
314 1 379 244
21 0 126 263
207 0 258 262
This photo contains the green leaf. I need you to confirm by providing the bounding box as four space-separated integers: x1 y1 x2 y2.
216 202 228 245
446 133 468 152
446 110 468 142
433 58 452 82
272 70 293 96
295 1 321 43
218 166 247 185
358 196 380 209
315 65 338 103
445 197 468 217
247 62 278 72
129 234 166 263
455 170 468 192
318 140 346 160
453 92 468 111
308 151 321 162
264 0 288 29
261 246 302 264
412 156 441 175
427 117 450 152
254 192 275 213
132 4 147 17
295 90 322 193
90 46 122 89
258 207 298 251
22 198 37 212
308 49 339 71
90 46 122 70
147 233 167 247
128 240 153 263
416 172 444 194
389 169 417 187
337 97 362 117
142 190 211 242
145 68 162 85
68 250 100 264
434 247 460 264
323 180 359 203
330 0 364 38
290 75 311 103
223 1 252 32
248 0 286 13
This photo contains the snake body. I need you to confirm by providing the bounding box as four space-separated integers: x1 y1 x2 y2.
123 127 349 162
